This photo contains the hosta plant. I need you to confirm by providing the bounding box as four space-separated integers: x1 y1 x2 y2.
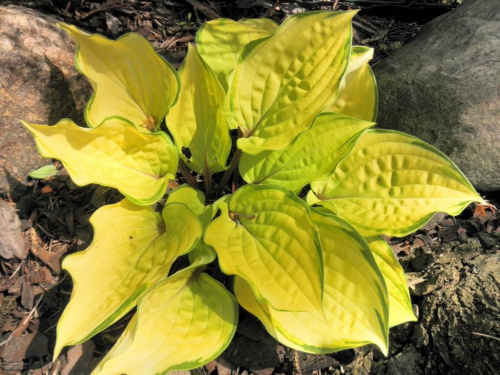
22 11 483 374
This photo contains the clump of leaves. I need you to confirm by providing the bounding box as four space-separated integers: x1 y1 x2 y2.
22 11 483 374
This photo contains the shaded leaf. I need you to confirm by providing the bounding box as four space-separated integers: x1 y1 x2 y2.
326 46 378 121
166 44 231 175
167 185 206 216
54 200 202 358
165 185 218 265
196 17 278 91
309 130 484 236
22 118 178 206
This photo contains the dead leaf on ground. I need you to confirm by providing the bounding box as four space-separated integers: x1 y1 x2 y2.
0 200 29 260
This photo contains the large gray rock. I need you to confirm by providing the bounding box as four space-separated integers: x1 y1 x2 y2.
373 0 500 192
0 6 91 194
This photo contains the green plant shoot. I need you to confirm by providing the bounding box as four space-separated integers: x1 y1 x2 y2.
22 10 483 374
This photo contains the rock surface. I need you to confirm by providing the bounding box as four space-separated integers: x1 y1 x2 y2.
0 6 91 195
358 245 500 375
373 0 500 192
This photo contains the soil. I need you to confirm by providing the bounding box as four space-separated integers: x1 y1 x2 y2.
1 1 499 374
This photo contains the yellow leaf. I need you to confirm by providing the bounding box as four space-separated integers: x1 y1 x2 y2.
235 209 389 355
22 118 178 205
225 11 356 154
327 46 378 121
165 185 217 265
167 184 206 216
204 185 324 317
58 23 179 131
310 129 484 236
366 237 417 327
239 113 373 192
54 200 202 358
196 17 278 90
166 44 231 175
93 269 238 375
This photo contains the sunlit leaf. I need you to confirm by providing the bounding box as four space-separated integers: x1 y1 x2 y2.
204 185 324 317
366 237 417 327
166 45 231 175
22 118 178 205
235 209 389 355
93 268 238 375
54 199 202 358
196 17 278 91
58 23 179 131
326 46 378 121
309 129 484 236
225 11 356 154
239 113 373 192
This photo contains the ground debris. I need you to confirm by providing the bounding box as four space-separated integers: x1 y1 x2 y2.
0 200 29 260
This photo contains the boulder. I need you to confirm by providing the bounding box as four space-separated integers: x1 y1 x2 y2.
355 246 500 375
373 0 500 192
0 6 91 195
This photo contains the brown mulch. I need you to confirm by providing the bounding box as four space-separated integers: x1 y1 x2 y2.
0 0 460 66
0 1 485 374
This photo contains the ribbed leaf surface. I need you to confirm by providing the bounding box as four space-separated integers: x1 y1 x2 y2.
225 11 355 154
310 130 484 236
234 209 389 354
204 185 324 317
196 18 277 90
239 113 373 192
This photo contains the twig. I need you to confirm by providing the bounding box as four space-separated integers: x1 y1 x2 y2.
1 295 44 348
184 0 222 20
204 167 213 199
178 160 198 189
74 2 134 21
216 149 242 196
9 260 24 280
471 332 500 342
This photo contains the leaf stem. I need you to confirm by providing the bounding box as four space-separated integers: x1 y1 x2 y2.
216 148 242 196
204 167 212 199
178 160 198 189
